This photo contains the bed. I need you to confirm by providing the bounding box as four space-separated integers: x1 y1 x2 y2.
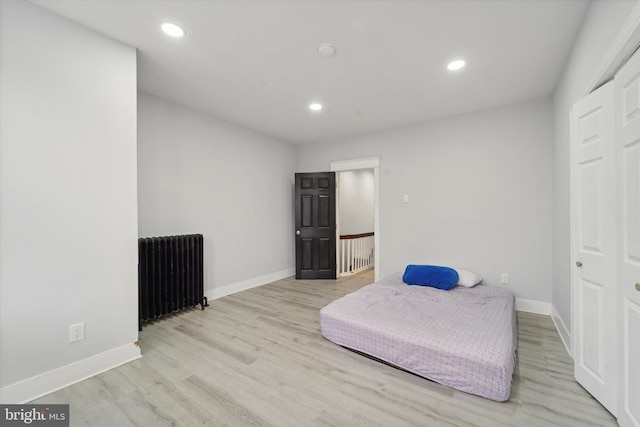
320 272 517 401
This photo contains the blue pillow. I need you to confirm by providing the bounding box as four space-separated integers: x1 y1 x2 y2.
402 265 459 290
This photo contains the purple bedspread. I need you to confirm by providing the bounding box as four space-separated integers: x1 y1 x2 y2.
320 273 517 401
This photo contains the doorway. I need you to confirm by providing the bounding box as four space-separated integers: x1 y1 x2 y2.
337 169 375 277
330 157 380 281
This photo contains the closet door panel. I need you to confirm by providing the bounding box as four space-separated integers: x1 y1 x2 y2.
616 47 640 427
571 80 617 415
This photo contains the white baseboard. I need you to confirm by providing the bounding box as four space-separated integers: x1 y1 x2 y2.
515 299 573 358
515 298 551 315
0 342 141 404
551 305 572 357
206 268 295 300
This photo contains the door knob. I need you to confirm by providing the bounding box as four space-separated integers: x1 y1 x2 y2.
296 230 301 236
636 283 640 291
576 261 583 267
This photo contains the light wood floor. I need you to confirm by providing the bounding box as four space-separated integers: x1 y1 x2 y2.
33 270 617 426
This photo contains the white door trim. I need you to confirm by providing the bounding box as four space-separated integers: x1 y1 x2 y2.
330 157 381 281
583 2 640 96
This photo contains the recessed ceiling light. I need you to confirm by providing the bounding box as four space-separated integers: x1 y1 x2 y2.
447 60 466 71
309 103 323 111
161 22 185 38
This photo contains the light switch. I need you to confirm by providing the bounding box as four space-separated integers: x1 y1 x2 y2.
403 194 410 203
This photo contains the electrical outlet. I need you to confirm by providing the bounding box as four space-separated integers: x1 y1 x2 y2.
501 273 509 284
69 323 85 343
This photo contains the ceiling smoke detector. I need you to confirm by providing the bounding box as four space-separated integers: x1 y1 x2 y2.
318 43 336 57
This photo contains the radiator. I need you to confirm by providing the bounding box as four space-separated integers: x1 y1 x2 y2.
138 234 208 330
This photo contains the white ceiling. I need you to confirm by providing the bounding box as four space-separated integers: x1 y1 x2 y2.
32 0 589 144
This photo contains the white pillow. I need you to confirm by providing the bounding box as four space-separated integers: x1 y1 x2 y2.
454 268 482 287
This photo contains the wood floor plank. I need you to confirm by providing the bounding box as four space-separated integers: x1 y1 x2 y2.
31 270 618 426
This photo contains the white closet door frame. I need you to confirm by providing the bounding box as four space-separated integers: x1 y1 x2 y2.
569 4 640 421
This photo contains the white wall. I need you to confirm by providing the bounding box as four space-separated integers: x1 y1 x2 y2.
0 1 139 402
137 92 298 294
551 0 639 336
338 170 375 235
300 100 553 303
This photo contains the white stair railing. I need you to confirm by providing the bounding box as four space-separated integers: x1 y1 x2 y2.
339 232 374 276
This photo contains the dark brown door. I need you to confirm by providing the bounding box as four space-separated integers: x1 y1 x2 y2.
295 172 336 279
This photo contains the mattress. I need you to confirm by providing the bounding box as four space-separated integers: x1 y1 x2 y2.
320 273 517 401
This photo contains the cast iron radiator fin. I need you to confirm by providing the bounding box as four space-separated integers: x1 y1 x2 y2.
138 234 208 330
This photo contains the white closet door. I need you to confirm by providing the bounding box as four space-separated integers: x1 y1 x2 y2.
616 47 640 427
571 80 617 414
